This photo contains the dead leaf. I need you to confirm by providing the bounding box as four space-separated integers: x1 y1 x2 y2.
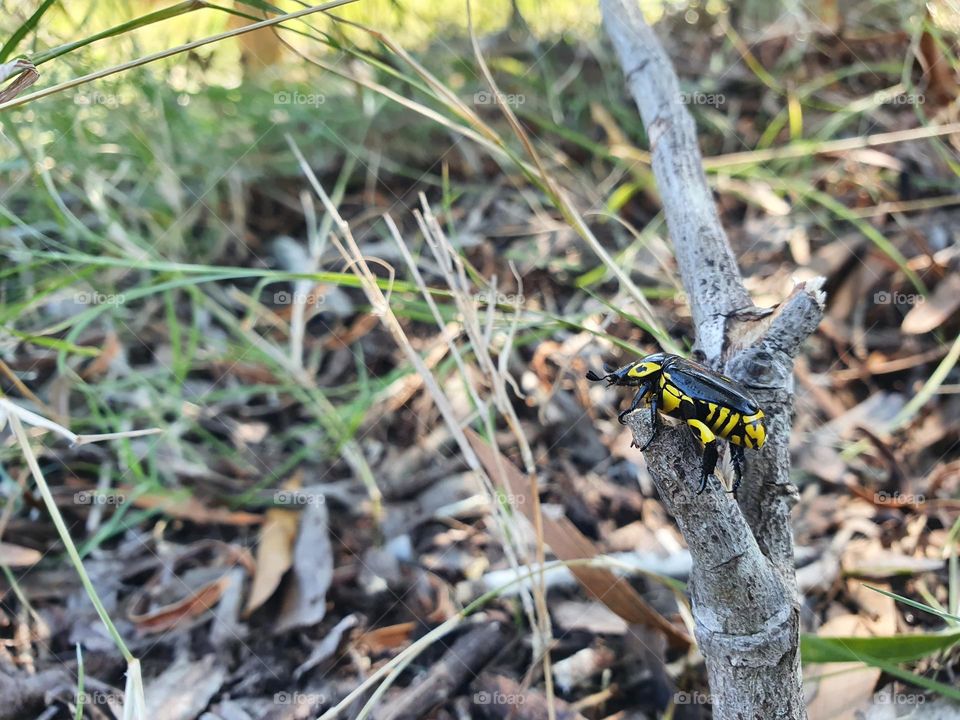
130 575 230 634
824 148 903 172
356 621 416 654
715 177 792 215
233 420 269 444
465 428 691 647
920 16 960 105
0 542 42 567
0 60 39 104
130 491 261 526
805 614 884 720
80 331 122 380
806 583 896 720
902 274 960 334
204 360 281 385
843 544 944 578
320 313 379 350
244 505 299 616
832 346 949 381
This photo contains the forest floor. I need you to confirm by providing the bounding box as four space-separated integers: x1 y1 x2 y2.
0 2 958 719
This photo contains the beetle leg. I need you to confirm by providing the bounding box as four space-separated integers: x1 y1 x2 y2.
729 444 746 496
685 419 718 493
618 384 650 425
698 441 719 494
637 388 660 450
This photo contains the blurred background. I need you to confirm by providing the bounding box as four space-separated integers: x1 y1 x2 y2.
0 1 958 718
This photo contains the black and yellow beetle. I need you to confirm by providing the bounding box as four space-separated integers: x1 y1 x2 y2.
587 353 766 495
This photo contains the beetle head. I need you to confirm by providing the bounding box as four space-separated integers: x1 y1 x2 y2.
586 355 664 387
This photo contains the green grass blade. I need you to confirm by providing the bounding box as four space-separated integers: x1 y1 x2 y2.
0 0 57 63
0 0 358 111
866 656 960 701
582 288 681 355
802 630 960 664
28 1 204 66
865 585 960 624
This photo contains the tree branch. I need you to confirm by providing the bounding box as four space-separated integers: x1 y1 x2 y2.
599 1 825 718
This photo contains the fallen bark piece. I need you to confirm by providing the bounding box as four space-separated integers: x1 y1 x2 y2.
552 601 629 635
143 655 226 720
294 614 359 681
0 668 68 720
211 567 249 649
459 549 693 600
471 673 588 720
378 621 510 720
552 645 617 694
277 500 333 632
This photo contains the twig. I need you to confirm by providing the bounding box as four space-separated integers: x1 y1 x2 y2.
379 622 511 720
600 1 825 718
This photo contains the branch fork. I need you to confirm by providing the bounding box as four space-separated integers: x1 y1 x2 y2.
600 1 825 717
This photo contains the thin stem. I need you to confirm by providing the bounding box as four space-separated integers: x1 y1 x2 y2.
7 412 135 664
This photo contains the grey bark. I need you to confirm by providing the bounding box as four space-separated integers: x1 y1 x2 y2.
379 621 510 720
0 668 69 720
599 1 825 718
